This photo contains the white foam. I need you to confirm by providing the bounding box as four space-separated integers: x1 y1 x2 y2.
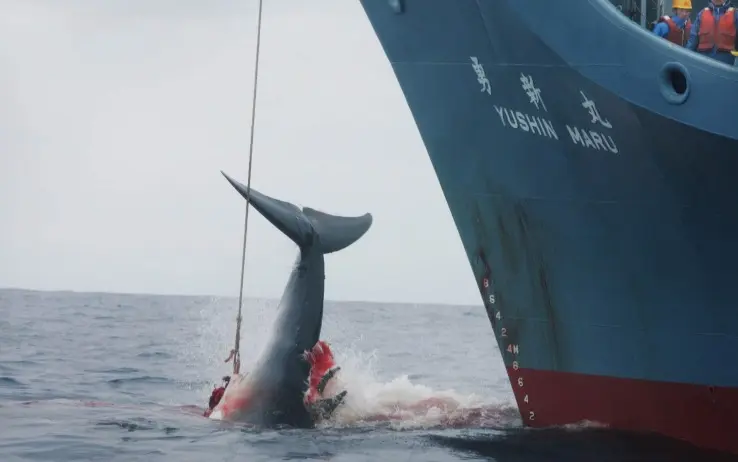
316 346 520 429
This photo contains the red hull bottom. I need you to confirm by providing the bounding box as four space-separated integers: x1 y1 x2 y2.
507 367 738 455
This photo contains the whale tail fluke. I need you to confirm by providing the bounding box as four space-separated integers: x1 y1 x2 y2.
221 171 372 254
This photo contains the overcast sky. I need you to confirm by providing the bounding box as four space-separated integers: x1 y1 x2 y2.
0 0 480 305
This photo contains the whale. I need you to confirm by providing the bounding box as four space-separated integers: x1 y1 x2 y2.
209 171 373 428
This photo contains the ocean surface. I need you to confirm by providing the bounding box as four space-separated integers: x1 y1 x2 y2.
0 288 735 462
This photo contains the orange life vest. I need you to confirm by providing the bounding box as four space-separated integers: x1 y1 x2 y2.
659 16 692 46
697 7 736 52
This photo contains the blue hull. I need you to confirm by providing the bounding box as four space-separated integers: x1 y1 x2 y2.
358 0 738 453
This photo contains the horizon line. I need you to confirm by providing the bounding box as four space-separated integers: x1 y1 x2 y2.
0 285 481 309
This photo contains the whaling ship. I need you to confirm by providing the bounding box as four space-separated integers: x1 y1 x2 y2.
358 0 738 454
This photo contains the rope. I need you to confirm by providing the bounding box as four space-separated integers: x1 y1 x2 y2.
233 0 265 372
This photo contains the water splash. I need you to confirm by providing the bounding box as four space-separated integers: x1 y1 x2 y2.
186 296 521 431
319 345 521 430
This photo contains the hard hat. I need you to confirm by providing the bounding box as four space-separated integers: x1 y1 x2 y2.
672 0 692 9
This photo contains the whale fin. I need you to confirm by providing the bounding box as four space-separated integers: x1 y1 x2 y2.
308 390 348 422
302 208 372 254
221 171 372 253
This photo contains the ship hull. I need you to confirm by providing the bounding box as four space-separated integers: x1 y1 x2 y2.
358 0 738 454
509 367 738 454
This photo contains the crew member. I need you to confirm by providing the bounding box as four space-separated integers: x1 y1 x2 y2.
206 376 230 415
686 0 738 65
203 346 244 417
652 0 693 46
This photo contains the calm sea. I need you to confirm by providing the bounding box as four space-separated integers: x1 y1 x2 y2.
0 289 732 461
